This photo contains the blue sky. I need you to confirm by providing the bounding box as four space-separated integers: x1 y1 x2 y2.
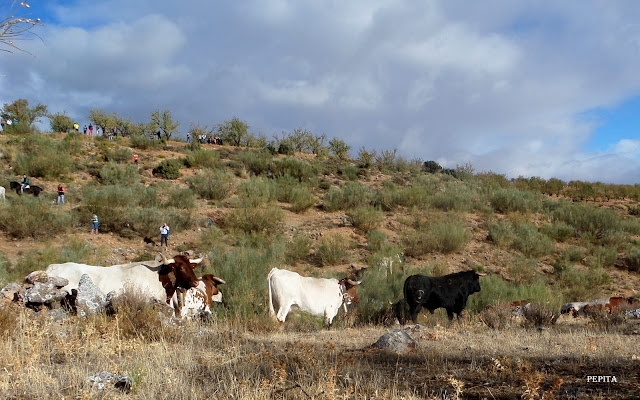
2 0 640 184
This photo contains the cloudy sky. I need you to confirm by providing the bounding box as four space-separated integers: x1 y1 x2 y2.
2 1 640 184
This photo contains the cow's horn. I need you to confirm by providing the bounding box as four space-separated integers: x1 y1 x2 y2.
476 272 487 276
213 277 226 284
189 257 203 264
346 279 361 285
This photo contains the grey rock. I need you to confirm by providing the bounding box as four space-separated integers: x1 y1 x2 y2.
88 371 131 392
372 329 418 353
76 274 107 317
204 218 214 228
1 283 21 301
625 308 640 319
23 282 67 305
24 270 49 284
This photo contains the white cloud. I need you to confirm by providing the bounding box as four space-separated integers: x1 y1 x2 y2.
3 1 640 183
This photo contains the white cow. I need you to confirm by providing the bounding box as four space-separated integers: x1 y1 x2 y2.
45 254 203 305
267 267 361 326
171 274 226 319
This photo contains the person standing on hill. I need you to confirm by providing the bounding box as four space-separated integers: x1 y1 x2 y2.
91 213 99 235
160 223 170 251
133 153 139 165
57 184 66 205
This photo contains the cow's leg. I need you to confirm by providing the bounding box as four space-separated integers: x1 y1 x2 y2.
276 302 292 323
446 309 455 321
408 303 422 323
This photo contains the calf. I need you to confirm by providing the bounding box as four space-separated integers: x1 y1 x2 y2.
172 274 226 319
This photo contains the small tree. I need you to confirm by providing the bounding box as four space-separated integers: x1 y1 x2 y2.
1 98 47 134
329 137 351 160
1 1 42 54
356 147 377 168
49 112 74 133
150 109 179 140
218 116 249 147
423 160 442 174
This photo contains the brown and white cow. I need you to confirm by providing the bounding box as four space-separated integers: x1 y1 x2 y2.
171 274 226 319
45 254 202 307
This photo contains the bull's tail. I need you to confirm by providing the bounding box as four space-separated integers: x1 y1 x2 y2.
267 267 278 317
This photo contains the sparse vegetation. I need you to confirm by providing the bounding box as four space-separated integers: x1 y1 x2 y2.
0 129 639 399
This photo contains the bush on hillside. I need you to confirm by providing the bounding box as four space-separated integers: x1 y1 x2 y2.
0 198 73 239
347 206 384 233
316 234 351 266
152 159 182 179
184 149 220 169
490 188 542 214
271 157 318 182
323 182 374 212
187 169 234 201
285 232 312 265
98 163 140 186
402 218 470 257
224 205 283 235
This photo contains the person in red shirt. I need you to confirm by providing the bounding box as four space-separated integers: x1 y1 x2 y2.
57 184 66 205
133 153 139 165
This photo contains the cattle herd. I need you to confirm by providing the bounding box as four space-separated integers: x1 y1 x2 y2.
2 255 639 325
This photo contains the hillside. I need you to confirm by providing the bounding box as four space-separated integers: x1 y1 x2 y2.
1 132 639 306
2 132 640 399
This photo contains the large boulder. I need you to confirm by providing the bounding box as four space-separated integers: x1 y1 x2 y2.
76 274 107 317
23 281 68 306
371 329 418 353
1 283 22 301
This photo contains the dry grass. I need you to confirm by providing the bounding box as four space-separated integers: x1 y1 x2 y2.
1 305 638 399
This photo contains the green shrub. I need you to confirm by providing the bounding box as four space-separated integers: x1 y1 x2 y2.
546 200 621 239
211 244 283 322
430 183 475 212
468 275 558 313
224 205 283 235
622 246 640 272
101 147 132 163
316 234 350 266
0 198 74 239
163 187 196 209
323 182 374 212
507 256 539 285
540 221 575 242
5 247 59 284
373 181 403 211
563 246 586 262
555 261 609 301
129 134 162 150
271 157 318 182
490 188 542 214
355 260 406 324
235 150 273 176
285 232 312 265
152 159 182 179
236 177 278 207
188 169 234 201
487 219 516 249
397 175 441 208
184 149 220 169
347 206 384 233
585 246 617 269
339 164 359 181
288 187 317 213
366 229 387 252
512 222 554 258
402 218 469 257
98 163 140 185
13 135 72 179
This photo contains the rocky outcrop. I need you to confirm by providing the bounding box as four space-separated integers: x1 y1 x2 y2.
371 329 418 353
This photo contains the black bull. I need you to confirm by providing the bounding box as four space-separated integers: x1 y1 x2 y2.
403 270 482 322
